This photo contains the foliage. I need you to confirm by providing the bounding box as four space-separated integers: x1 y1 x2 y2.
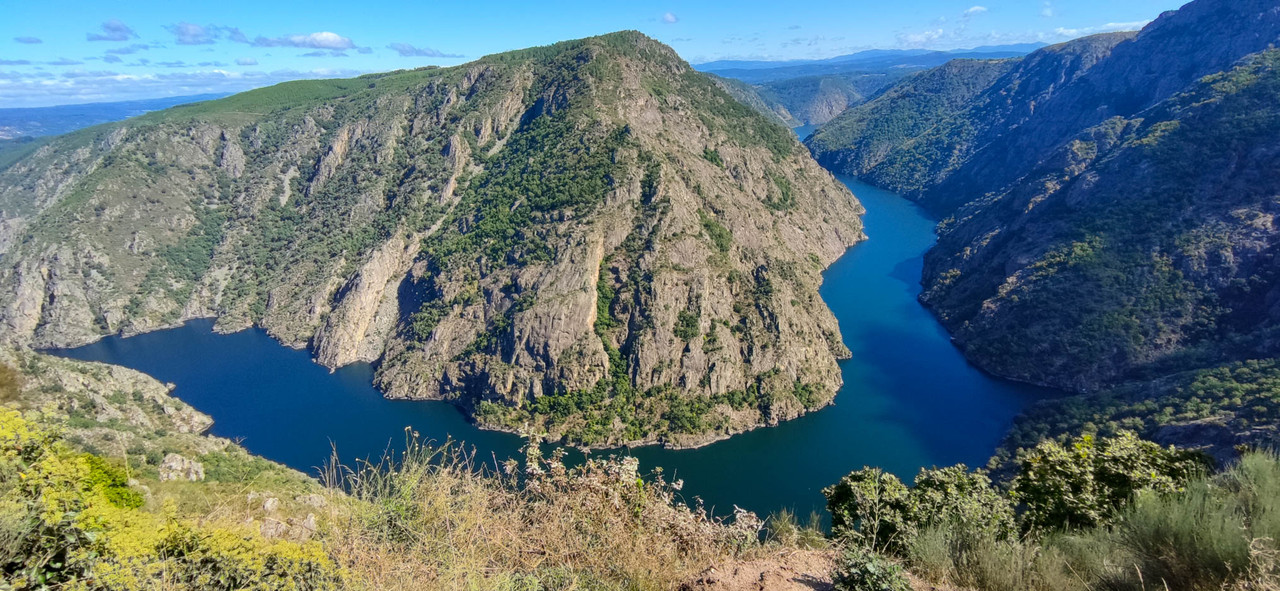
675 309 701 341
911 465 1015 541
824 467 912 553
324 436 767 590
699 209 733 253
1002 359 1280 462
764 509 826 549
1012 431 1207 532
833 546 912 591
0 409 339 590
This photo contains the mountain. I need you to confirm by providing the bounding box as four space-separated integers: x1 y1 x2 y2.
0 32 864 448
699 43 1045 130
694 43 1046 82
710 71 906 128
805 0 1280 456
807 32 1135 204
0 93 229 140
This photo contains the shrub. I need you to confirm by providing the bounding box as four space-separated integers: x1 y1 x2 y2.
1092 451 1280 591
911 465 1015 542
825 464 1014 556
824 467 912 553
833 546 912 591
0 409 339 590
764 509 826 549
1012 431 1208 531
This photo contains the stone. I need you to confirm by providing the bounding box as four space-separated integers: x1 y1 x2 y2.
158 453 204 482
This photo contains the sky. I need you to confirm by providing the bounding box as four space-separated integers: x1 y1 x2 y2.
2 0 1187 108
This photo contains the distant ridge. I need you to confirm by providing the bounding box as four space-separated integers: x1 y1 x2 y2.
695 43 1047 83
0 93 230 139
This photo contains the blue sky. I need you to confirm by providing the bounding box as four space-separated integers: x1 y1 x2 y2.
2 0 1185 107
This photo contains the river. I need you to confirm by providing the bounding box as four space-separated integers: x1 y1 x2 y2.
50 177 1048 520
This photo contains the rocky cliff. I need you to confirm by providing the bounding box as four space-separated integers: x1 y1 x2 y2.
0 32 864 447
804 0 1280 457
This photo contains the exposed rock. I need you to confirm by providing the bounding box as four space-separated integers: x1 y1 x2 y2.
296 493 327 508
260 518 288 539
159 453 205 482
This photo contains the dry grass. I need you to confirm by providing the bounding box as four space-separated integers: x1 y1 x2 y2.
317 436 765 590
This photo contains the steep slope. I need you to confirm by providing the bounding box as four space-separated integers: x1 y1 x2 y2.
0 32 865 448
805 57 1021 188
809 0 1280 212
802 0 1280 459
707 74 797 127
807 32 1134 203
710 72 905 129
754 74 900 127
926 48 1280 391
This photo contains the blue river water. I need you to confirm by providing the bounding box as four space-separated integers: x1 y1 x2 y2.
50 177 1049 520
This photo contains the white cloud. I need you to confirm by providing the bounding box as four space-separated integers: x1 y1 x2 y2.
250 32 354 50
662 12 679 24
964 6 988 16
300 50 347 58
1041 2 1055 18
1053 20 1149 38
897 28 946 47
165 23 246 45
105 43 151 55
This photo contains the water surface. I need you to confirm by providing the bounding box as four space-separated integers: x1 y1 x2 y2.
52 177 1049 519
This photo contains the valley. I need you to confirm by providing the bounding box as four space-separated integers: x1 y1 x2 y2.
49 176 1047 520
4 0 1280 588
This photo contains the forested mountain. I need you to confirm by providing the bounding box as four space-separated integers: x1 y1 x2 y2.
805 0 1280 458
0 31 865 448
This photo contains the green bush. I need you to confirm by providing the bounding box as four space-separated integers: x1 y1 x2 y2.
1012 431 1207 531
911 465 1016 541
824 467 912 553
825 464 1015 556
833 546 911 591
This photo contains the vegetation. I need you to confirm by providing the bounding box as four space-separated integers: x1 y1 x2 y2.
0 409 340 590
1002 359 1280 463
833 546 912 591
823 431 1280 591
0 395 794 591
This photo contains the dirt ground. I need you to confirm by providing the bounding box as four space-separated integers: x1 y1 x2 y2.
679 549 961 591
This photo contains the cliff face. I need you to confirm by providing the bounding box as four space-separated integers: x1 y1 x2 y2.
925 49 1280 391
710 73 902 130
0 32 864 447
802 0 1280 395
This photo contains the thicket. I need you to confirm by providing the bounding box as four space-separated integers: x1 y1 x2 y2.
823 431 1280 591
